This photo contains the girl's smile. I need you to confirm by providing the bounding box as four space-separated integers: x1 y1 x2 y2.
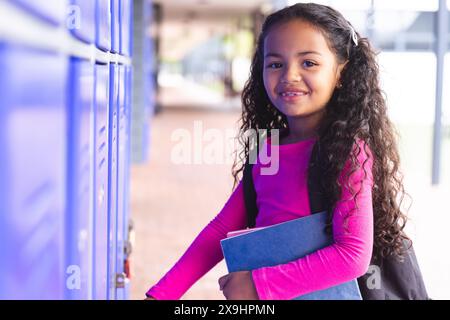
278 86 310 103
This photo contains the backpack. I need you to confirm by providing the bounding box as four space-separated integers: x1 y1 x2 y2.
242 141 430 300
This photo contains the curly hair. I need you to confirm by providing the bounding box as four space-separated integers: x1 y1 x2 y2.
231 3 410 260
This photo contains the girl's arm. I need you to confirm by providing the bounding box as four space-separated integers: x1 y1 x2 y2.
146 180 248 300
252 141 374 300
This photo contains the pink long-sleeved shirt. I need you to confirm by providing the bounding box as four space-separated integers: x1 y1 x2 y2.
147 137 374 300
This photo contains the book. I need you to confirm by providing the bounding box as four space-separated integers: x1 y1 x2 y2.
220 211 362 300
226 226 267 238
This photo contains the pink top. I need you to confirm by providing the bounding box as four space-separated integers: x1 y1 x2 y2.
146 137 374 300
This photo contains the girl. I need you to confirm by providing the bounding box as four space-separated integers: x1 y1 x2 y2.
145 3 411 300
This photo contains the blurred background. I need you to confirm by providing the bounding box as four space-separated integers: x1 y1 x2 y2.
0 0 449 300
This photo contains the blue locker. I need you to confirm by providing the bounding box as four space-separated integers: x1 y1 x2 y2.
111 0 120 53
0 44 67 299
115 64 128 299
96 0 112 52
107 63 119 300
93 63 110 299
119 0 132 57
10 0 66 25
66 58 95 300
123 65 133 299
70 0 96 44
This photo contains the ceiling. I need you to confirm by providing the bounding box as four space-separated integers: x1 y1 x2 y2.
153 0 270 14
153 0 270 60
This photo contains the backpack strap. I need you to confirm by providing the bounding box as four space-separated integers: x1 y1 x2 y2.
243 160 258 228
242 140 329 228
307 141 330 213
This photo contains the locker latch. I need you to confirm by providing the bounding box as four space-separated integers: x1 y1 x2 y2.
115 273 127 288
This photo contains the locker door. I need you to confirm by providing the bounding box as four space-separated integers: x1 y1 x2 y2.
119 0 132 57
115 64 128 299
93 63 110 299
111 0 120 53
107 63 119 300
96 0 111 52
66 58 95 300
123 65 133 299
9 0 66 25
70 0 96 44
0 44 67 299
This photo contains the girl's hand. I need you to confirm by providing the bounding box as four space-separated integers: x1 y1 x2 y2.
218 271 259 300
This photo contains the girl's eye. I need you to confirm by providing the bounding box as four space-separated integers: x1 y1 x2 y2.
303 60 317 68
266 62 282 69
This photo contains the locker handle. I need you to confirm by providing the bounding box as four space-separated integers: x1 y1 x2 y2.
115 273 127 288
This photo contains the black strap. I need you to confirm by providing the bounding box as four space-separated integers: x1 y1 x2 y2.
243 160 258 228
307 142 330 214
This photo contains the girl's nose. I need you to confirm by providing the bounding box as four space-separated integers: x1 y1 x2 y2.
281 64 302 83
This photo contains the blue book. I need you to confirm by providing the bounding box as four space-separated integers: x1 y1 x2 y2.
220 211 362 300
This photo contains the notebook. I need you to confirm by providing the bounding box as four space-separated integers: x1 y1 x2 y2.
220 211 362 300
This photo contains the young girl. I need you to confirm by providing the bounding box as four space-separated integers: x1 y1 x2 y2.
145 3 411 300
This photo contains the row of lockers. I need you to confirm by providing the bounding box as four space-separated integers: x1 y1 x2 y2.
0 0 135 300
10 0 132 55
0 44 133 300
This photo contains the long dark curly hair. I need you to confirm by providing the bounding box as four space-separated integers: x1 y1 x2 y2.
231 3 410 260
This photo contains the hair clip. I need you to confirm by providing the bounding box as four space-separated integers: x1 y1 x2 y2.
349 25 358 47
